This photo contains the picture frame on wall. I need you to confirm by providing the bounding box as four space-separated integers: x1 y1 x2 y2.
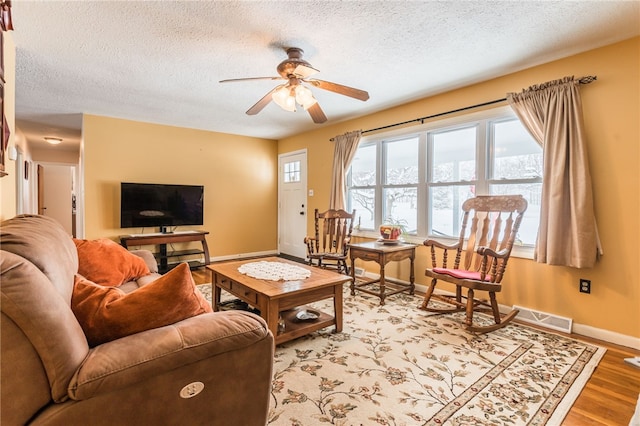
0 31 5 178
0 94 5 177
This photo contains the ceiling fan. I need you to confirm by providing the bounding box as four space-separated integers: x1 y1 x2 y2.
220 47 369 124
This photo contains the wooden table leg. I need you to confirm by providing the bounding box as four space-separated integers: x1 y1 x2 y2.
213 285 222 311
334 283 343 333
265 298 280 340
212 273 222 312
379 260 386 306
409 251 416 295
350 256 356 296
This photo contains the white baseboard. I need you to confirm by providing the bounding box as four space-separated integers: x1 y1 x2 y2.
572 323 640 350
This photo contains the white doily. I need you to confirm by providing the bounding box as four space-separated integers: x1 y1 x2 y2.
237 261 311 281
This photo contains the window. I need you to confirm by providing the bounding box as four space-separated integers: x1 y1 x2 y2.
347 107 542 246
283 160 301 183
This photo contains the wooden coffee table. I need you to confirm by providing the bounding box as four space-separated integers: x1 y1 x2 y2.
207 257 351 345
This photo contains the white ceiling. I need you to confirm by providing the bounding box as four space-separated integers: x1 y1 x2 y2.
12 1 640 152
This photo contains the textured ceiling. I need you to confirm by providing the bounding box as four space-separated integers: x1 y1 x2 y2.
13 1 640 152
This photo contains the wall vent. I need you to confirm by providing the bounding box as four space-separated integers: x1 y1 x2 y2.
513 305 573 334
354 267 365 277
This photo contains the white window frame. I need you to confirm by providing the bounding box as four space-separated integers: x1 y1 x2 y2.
347 106 540 259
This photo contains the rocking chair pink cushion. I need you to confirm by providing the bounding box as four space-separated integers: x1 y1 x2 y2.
433 267 492 282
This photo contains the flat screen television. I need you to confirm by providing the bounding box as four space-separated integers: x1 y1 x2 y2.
120 182 204 233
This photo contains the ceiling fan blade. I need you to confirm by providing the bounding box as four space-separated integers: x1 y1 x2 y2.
293 64 319 78
307 102 327 124
219 76 284 83
307 79 370 101
246 87 278 115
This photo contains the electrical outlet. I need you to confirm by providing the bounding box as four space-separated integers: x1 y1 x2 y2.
579 279 591 294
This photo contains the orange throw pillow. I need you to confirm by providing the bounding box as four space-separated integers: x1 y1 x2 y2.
71 263 213 346
74 238 150 286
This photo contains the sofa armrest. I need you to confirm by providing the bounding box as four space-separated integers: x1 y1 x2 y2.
68 311 272 400
130 249 158 273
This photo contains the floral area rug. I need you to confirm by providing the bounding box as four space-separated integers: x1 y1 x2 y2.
196 283 604 425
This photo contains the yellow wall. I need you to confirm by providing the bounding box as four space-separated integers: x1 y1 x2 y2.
0 32 16 221
30 37 640 340
82 115 278 257
280 37 640 339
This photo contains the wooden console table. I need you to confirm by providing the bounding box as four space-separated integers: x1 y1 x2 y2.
120 231 210 273
349 241 416 305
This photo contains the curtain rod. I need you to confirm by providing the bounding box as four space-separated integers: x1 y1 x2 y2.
331 75 597 140
362 98 507 135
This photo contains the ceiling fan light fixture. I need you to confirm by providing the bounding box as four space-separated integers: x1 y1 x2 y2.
272 85 296 112
226 47 369 121
295 85 318 110
44 137 62 145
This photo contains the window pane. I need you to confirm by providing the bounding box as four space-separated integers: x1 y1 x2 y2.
385 137 418 184
432 127 476 182
283 160 300 183
350 144 376 186
490 183 542 246
349 188 375 230
430 185 476 237
383 187 417 234
493 120 542 179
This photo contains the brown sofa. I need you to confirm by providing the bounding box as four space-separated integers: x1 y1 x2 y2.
1 215 274 425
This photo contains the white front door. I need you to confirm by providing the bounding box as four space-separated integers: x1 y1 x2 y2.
278 150 308 259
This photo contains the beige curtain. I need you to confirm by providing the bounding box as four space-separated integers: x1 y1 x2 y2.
507 76 602 268
329 130 362 210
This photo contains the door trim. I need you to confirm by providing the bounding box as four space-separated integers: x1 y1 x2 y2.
277 149 308 259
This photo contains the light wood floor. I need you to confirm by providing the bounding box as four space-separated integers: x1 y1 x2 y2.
192 268 640 425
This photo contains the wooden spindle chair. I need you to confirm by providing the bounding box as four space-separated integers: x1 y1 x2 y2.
304 208 355 274
419 195 528 333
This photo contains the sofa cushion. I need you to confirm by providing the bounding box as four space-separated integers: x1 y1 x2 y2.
68 311 271 401
71 263 212 346
74 238 150 287
0 215 78 303
1 250 90 403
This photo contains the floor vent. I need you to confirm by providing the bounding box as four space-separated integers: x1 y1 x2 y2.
513 305 573 334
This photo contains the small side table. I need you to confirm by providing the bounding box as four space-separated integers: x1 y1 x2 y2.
349 241 416 305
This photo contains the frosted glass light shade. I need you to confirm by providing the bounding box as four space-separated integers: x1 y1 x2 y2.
272 85 296 112
44 137 63 145
295 85 318 110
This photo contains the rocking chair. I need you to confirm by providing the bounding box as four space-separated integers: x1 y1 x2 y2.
419 195 528 333
304 208 355 274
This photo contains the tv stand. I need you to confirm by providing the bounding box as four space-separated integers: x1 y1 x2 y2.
120 231 210 273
